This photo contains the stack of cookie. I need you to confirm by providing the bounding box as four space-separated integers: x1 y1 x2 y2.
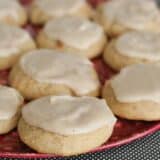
0 0 160 156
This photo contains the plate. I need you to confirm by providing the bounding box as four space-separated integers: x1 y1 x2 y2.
0 0 159 158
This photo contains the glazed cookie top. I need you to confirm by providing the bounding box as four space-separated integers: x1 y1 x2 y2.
115 31 160 60
44 16 104 49
0 24 34 57
22 96 117 135
20 49 100 95
111 64 160 103
0 0 25 22
34 0 87 17
100 0 160 31
0 86 23 120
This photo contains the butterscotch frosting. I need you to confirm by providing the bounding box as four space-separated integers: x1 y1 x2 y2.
116 31 160 60
111 64 160 103
22 96 117 135
20 49 100 95
44 16 104 49
34 0 86 17
0 24 33 57
0 0 24 22
0 86 23 120
101 0 160 31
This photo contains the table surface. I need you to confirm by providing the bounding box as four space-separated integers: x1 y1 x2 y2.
1 131 159 160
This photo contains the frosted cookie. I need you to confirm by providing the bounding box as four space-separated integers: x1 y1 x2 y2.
29 0 93 25
0 85 23 134
37 16 106 59
0 24 36 70
103 31 160 71
9 49 100 99
95 0 160 36
18 96 116 156
102 64 160 121
0 0 27 26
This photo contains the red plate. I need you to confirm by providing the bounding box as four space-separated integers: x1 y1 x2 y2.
0 0 159 158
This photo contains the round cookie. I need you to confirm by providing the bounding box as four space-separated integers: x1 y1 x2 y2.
0 0 27 26
102 64 160 121
0 85 23 134
95 0 160 37
9 49 100 100
0 24 36 70
18 96 117 156
29 0 93 25
37 16 106 59
103 31 160 71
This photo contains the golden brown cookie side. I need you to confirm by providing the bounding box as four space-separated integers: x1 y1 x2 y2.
102 82 160 121
0 40 36 70
37 31 106 59
9 64 100 99
0 102 22 134
9 64 73 100
18 118 113 156
103 40 154 71
29 2 93 25
94 4 129 37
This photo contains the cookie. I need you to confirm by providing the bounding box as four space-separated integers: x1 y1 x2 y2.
29 0 93 25
103 31 160 71
37 16 106 59
0 85 23 134
95 0 160 37
0 0 27 26
9 49 100 100
18 96 116 156
0 24 36 70
102 64 160 121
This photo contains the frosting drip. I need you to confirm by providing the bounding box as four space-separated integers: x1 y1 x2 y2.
44 16 103 49
0 24 32 57
116 31 160 60
22 96 117 135
111 64 160 103
0 86 23 120
20 49 100 95
102 0 160 31
35 0 86 17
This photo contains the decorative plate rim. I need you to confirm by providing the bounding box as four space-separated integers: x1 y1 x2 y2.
0 0 159 158
0 123 159 159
